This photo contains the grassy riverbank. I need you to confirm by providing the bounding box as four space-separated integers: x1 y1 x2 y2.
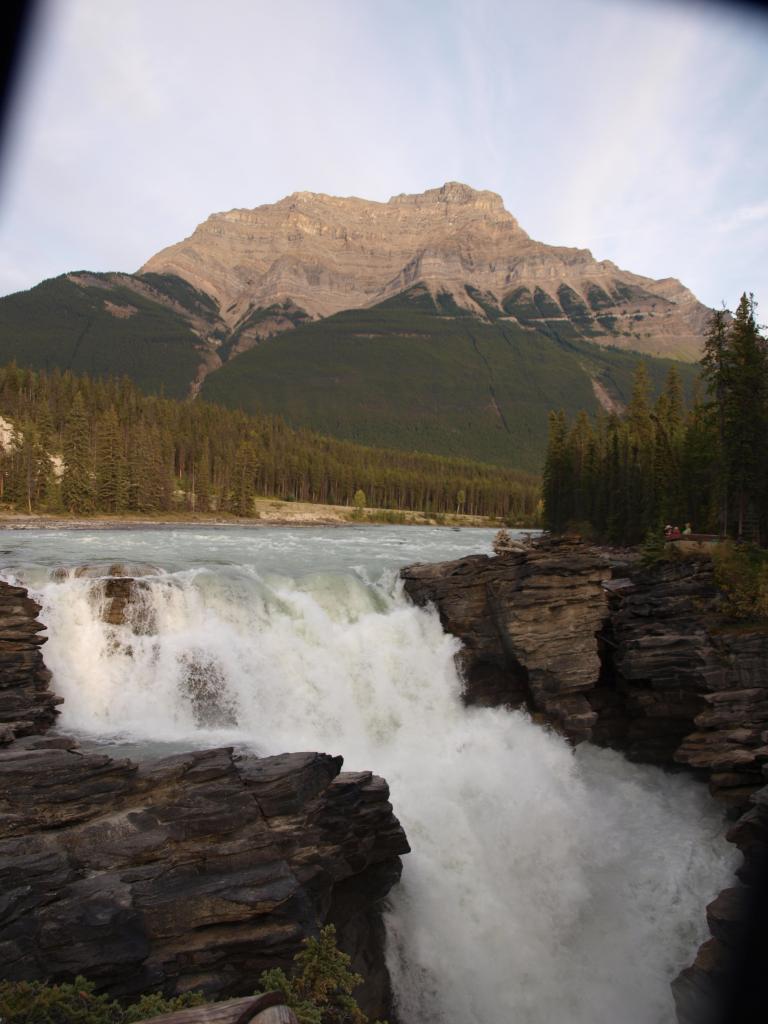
0 497 518 530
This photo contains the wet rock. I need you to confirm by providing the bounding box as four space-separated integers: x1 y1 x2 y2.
99 576 156 631
0 580 409 1019
47 565 162 632
0 581 60 742
50 562 162 580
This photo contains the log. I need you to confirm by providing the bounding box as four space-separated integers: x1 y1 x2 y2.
252 1008 299 1024
134 993 294 1024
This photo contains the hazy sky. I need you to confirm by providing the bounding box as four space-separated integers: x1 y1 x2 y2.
0 0 766 312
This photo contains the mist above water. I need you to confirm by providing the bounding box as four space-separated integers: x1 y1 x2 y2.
0 527 737 1024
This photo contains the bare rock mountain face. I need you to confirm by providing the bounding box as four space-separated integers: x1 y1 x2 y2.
0 581 409 1019
140 182 710 361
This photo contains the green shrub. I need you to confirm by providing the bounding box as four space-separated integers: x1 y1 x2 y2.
122 993 206 1023
258 925 383 1024
0 977 205 1024
713 541 768 621
0 978 121 1024
0 930 379 1024
640 528 672 567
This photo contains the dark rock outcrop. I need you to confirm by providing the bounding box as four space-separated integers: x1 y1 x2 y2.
50 563 161 629
0 580 409 1019
402 539 768 1023
402 536 607 741
0 582 60 744
590 559 768 800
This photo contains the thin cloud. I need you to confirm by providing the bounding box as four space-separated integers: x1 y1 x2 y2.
716 201 768 232
0 0 765 312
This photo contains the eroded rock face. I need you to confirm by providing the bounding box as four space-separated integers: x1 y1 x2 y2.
0 582 60 744
402 544 768 1023
0 581 409 1019
401 536 608 741
140 183 710 360
591 560 768 804
589 560 768 1024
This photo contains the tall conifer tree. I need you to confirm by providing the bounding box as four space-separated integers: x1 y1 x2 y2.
61 392 94 514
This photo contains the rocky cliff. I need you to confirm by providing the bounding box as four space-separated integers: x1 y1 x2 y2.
401 537 607 741
0 582 60 744
140 182 710 360
402 538 768 1023
0 581 409 1019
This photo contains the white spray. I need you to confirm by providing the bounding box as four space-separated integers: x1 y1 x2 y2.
24 561 736 1024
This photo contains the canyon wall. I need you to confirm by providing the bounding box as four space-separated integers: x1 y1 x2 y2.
402 538 768 1022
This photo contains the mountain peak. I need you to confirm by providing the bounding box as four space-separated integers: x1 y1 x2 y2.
388 182 505 210
139 184 711 360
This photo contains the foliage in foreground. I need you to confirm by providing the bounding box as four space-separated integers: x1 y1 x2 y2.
0 926 381 1024
258 925 383 1024
0 978 205 1024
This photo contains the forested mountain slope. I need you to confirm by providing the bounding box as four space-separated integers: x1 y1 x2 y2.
201 289 700 472
0 272 224 398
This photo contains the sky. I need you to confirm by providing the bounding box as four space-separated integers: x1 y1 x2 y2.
0 0 766 313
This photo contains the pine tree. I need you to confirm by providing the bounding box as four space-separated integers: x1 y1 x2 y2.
701 307 732 534
652 367 686 528
196 445 211 512
723 294 768 539
61 393 94 514
230 440 258 516
95 407 128 512
543 410 568 532
567 411 594 525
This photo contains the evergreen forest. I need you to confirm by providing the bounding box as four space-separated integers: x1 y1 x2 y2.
0 364 539 521
542 294 768 545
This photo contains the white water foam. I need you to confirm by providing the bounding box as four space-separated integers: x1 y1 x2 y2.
23 560 736 1024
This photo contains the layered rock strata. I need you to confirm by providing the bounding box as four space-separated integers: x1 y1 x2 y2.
591 559 768 805
401 536 608 741
0 582 60 744
592 560 768 1023
402 539 768 1023
0 581 409 1019
140 183 711 360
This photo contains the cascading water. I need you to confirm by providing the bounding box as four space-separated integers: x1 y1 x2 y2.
0 527 737 1024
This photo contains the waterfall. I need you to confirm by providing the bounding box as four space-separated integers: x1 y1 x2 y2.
9 534 736 1024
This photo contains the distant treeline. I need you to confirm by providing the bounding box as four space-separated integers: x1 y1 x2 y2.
0 364 540 520
543 294 768 545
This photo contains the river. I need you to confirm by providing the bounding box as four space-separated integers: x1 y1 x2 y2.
0 525 737 1024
